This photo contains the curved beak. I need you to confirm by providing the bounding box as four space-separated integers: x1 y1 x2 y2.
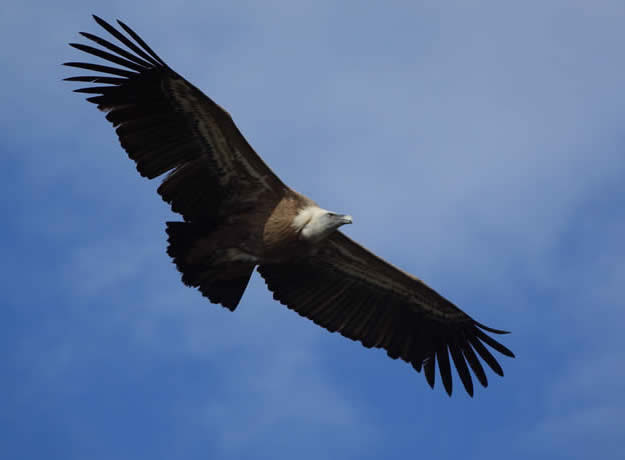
340 214 353 225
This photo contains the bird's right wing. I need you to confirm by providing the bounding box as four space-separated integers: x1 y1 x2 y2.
65 16 286 221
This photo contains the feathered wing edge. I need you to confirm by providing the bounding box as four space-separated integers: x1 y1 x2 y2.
257 237 514 397
64 16 287 222
64 15 167 106
64 15 237 225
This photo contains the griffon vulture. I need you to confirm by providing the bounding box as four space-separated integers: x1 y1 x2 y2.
65 15 514 397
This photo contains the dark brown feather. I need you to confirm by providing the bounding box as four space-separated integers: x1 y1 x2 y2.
63 61 137 78
69 43 148 72
79 31 155 68
436 342 453 396
475 327 515 357
461 340 488 388
92 15 163 67
257 231 514 396
65 75 126 84
66 15 285 224
116 19 166 66
424 354 436 388
469 336 504 376
449 343 474 396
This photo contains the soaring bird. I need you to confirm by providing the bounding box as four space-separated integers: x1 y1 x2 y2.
65 15 514 397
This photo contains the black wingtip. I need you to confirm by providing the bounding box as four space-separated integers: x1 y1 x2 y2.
475 321 511 335
437 346 453 397
470 337 505 377
91 15 109 30
474 328 515 358
115 18 166 66
423 355 436 389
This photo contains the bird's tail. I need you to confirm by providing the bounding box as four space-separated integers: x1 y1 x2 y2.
165 221 254 311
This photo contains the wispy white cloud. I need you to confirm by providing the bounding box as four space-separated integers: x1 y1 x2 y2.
525 349 625 458
4 1 625 460
531 405 624 456
202 343 376 458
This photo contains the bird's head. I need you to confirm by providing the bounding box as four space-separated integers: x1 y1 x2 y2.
294 207 352 242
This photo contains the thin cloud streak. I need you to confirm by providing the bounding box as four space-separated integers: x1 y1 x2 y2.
2 2 625 459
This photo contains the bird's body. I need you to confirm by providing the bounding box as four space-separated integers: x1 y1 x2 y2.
65 15 515 397
166 191 350 308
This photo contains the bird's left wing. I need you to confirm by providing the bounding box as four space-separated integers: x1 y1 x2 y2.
258 232 514 397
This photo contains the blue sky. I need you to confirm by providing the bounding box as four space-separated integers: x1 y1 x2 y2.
3 1 625 459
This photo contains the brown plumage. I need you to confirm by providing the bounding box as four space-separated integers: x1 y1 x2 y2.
65 15 515 397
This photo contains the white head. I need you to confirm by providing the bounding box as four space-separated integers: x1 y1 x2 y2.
292 206 353 243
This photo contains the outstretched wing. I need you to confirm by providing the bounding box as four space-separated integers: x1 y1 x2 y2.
258 232 514 397
65 15 286 221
